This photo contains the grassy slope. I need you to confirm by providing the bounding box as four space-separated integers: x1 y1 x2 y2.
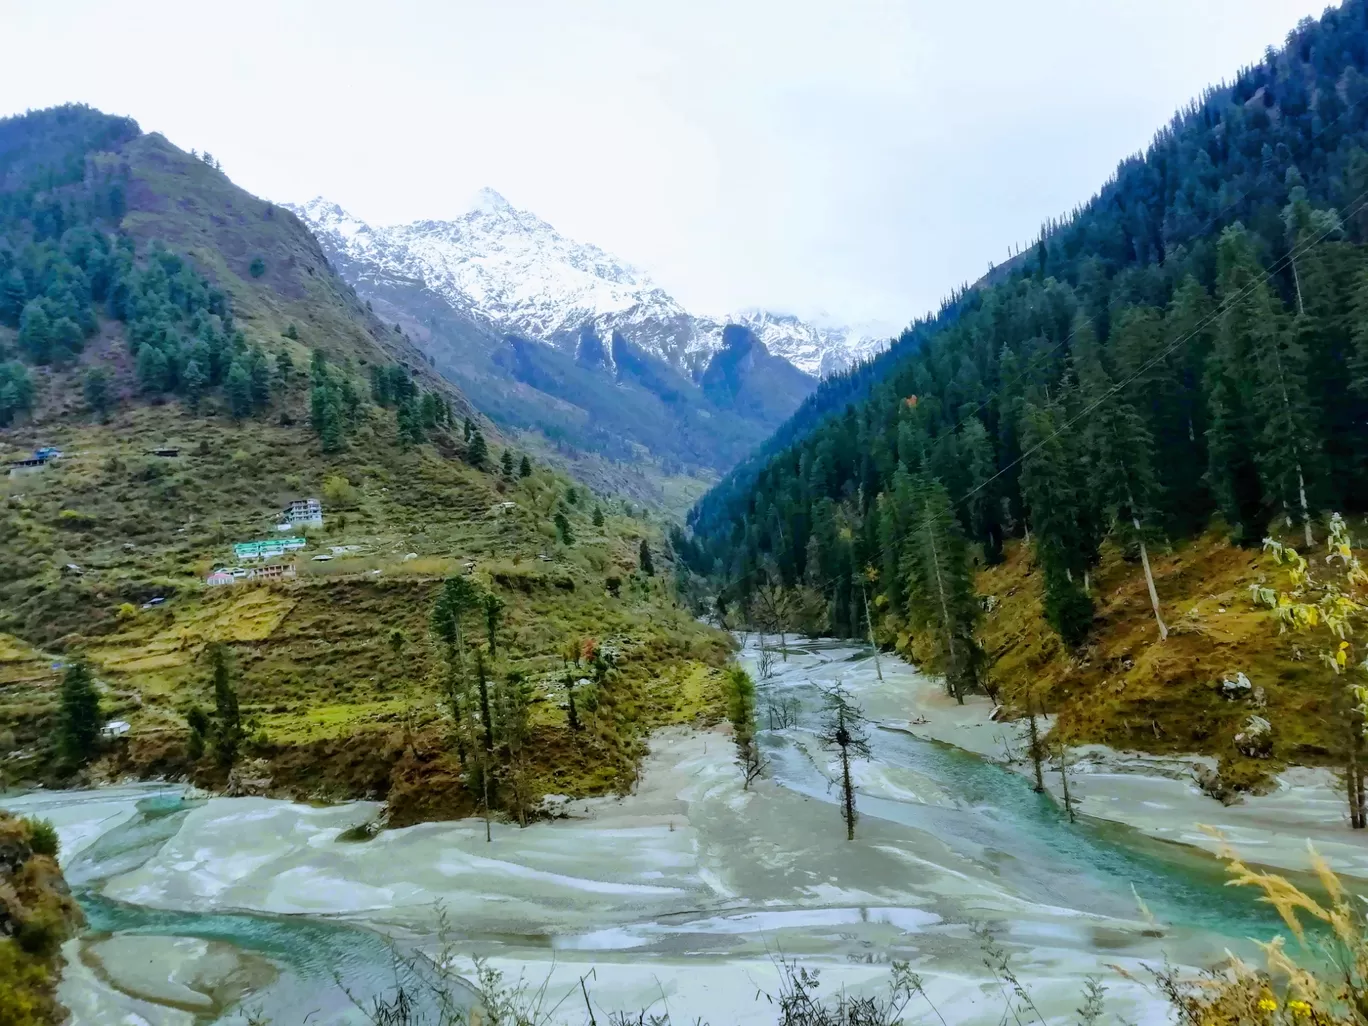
908 530 1345 792
0 129 731 820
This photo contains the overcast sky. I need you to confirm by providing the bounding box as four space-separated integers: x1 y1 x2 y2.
1 1 1331 331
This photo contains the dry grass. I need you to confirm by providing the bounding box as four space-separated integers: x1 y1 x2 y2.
917 528 1357 792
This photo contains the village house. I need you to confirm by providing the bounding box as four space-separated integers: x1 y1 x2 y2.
282 497 323 527
7 447 60 476
207 563 296 586
233 537 307 561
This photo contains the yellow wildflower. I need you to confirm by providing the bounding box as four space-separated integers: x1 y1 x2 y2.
1258 998 1278 1012
1287 1000 1311 1017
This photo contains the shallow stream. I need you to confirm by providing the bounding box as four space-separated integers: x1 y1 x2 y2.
6 639 1298 1025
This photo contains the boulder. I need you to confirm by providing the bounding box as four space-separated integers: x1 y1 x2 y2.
1234 715 1273 758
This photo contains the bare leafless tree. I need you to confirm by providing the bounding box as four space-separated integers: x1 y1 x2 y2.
817 683 871 840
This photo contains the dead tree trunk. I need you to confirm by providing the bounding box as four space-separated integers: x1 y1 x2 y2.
840 741 856 841
1057 742 1077 824
925 517 964 705
1027 698 1045 794
1349 714 1367 830
861 582 883 682
1133 518 1169 641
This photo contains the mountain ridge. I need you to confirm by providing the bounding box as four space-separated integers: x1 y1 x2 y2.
289 193 822 476
289 193 886 378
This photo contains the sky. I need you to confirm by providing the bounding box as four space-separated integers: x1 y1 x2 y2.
0 1 1332 332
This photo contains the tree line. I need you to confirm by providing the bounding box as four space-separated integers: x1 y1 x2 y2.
689 1 1368 677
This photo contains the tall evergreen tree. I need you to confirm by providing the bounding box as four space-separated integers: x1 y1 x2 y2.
468 428 488 468
902 476 984 703
56 661 100 767
1019 401 1094 645
209 644 243 769
1076 326 1168 639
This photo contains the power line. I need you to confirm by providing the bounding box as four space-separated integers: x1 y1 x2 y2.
890 82 1368 458
943 180 1368 522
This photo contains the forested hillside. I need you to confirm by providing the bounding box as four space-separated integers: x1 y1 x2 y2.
687 2 1368 801
0 105 730 821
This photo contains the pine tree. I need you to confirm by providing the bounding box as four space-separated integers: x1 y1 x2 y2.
1019 401 1094 646
483 592 504 657
18 300 51 363
137 344 168 394
725 666 763 787
1252 325 1325 548
593 505 605 528
226 361 253 420
181 359 206 410
959 417 1003 563
83 367 111 421
1207 224 1287 544
1075 327 1168 639
500 449 514 478
432 574 484 673
209 644 243 769
468 429 488 468
396 397 424 447
274 349 294 393
554 509 574 545
56 661 100 767
902 476 984 703
639 539 654 576
1115 288 1212 533
519 454 532 478
248 347 271 410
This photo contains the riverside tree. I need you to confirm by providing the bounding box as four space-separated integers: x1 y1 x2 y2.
56 661 100 767
1075 319 1169 640
1251 514 1368 828
817 684 870 840
903 476 984 703
208 643 243 769
725 666 763 787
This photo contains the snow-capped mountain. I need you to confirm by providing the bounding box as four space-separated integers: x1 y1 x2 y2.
721 310 890 378
289 191 885 377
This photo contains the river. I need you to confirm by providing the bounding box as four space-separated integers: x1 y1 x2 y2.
5 639 1299 1025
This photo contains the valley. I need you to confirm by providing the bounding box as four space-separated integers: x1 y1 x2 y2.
6 1 1368 1024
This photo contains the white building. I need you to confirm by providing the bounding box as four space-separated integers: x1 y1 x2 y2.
282 497 323 527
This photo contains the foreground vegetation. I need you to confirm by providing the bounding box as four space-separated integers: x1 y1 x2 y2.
0 814 82 1026
246 847 1368 1026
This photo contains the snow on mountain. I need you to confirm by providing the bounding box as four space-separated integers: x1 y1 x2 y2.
290 191 886 378
720 310 890 378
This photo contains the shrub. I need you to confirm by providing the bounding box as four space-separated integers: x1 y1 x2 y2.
248 256 266 278
23 819 57 858
322 473 358 508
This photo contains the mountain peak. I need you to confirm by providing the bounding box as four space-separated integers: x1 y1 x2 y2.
294 194 887 377
469 187 513 215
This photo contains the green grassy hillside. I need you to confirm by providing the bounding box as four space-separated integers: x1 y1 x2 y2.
0 106 731 819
